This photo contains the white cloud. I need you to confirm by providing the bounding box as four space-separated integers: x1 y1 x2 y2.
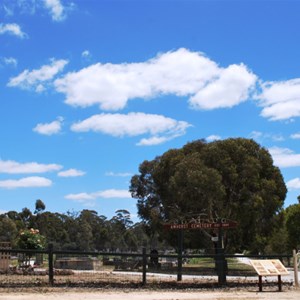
63 192 96 207
206 135 221 142
286 178 300 190
43 0 65 21
7 59 68 92
82 50 90 57
35 84 46 93
268 147 300 168
270 134 284 142
249 131 263 140
58 168 86 177
249 131 284 142
2 1 72 21
33 117 63 135
257 79 300 120
105 171 132 177
0 23 26 38
54 48 256 111
190 64 257 110
65 189 131 201
0 176 52 189
2 57 18 67
71 112 191 145
137 136 170 146
65 192 94 201
0 160 62 174
290 132 300 139
95 189 131 198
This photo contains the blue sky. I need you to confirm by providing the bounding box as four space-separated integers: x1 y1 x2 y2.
1 0 300 221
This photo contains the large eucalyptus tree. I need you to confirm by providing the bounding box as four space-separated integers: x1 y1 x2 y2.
130 138 287 253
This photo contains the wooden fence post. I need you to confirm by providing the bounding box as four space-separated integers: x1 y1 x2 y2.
293 249 299 287
177 229 183 281
48 243 54 286
142 247 147 285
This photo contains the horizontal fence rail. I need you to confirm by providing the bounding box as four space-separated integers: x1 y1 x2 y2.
0 246 294 289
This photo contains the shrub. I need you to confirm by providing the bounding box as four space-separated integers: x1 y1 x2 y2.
17 228 46 250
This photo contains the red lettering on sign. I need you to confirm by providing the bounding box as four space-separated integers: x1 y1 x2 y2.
164 221 237 231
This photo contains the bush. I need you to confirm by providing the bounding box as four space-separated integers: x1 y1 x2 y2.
17 228 46 250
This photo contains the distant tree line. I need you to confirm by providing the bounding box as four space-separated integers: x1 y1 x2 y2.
0 200 153 251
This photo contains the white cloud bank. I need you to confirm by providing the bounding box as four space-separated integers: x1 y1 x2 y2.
190 64 256 110
55 48 257 111
290 132 300 139
65 189 131 201
0 176 52 189
257 79 300 120
8 47 300 123
249 131 284 142
2 1 71 22
33 117 63 135
206 135 221 142
0 23 26 38
268 147 300 168
286 178 300 190
0 160 62 174
8 59 68 92
105 171 132 177
71 112 191 145
58 168 86 177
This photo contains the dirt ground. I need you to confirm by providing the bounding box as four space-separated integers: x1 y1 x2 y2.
0 289 299 300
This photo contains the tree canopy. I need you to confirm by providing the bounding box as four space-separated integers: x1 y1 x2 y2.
285 204 300 250
34 199 46 214
130 138 287 253
0 206 150 252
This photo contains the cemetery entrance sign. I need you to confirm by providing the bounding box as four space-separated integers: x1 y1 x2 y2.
164 217 237 285
164 218 237 230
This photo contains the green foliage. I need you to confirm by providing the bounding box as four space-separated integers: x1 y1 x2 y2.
19 207 33 228
285 204 300 250
34 199 46 214
0 216 18 245
17 228 46 250
4 204 153 251
264 227 289 254
130 138 287 253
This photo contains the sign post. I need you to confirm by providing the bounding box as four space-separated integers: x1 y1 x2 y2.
177 229 183 281
164 217 237 285
293 250 299 287
215 223 227 285
250 259 290 292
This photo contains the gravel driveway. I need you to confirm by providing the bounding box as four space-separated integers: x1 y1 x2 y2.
0 289 300 300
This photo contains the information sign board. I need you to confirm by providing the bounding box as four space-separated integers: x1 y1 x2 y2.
250 259 289 276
